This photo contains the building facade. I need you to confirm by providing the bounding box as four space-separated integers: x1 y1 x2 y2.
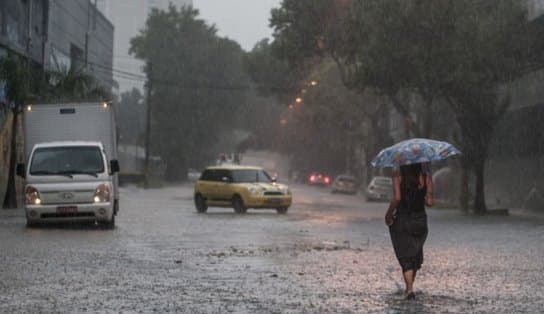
47 0 114 90
95 0 192 95
0 0 114 95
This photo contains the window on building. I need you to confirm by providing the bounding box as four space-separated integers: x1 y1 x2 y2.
70 44 85 71
5 0 27 48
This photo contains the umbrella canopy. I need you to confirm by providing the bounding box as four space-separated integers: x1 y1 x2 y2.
371 138 461 168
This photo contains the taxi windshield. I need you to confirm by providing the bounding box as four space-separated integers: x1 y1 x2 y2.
231 169 272 183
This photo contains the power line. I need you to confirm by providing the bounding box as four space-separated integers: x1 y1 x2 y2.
82 57 256 90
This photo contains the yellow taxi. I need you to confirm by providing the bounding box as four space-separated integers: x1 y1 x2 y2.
194 165 292 214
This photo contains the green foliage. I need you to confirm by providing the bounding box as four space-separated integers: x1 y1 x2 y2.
268 0 394 176
268 0 533 212
118 88 145 145
0 54 30 104
0 54 110 105
130 5 249 179
243 39 298 101
281 60 368 174
45 66 110 102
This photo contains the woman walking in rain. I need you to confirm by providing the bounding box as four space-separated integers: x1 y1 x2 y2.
372 138 459 300
385 163 433 300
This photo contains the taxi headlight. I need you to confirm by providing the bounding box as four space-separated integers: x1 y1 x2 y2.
94 184 110 203
25 186 41 205
279 186 291 194
247 187 261 195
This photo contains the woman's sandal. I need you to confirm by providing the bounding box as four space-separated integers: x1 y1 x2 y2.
404 292 416 300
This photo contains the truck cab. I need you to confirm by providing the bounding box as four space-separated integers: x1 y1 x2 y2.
18 141 119 227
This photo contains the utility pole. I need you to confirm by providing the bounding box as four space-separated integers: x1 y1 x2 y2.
144 62 152 188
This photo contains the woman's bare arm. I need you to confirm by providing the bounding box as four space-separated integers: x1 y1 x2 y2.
425 173 434 207
386 173 401 225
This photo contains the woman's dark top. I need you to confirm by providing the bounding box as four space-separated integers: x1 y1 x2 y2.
389 175 429 272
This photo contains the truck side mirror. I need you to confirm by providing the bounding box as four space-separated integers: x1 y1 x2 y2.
16 163 25 178
110 160 120 174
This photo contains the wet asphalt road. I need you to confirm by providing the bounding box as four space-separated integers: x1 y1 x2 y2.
1 184 543 313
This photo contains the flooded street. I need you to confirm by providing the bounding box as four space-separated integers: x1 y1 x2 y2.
1 184 543 313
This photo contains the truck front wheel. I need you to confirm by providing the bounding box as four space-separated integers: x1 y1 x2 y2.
103 212 115 229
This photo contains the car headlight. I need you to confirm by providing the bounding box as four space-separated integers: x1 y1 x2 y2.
25 186 41 205
247 186 260 195
94 184 110 203
279 186 291 194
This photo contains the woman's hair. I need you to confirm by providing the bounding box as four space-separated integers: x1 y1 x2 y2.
400 163 422 188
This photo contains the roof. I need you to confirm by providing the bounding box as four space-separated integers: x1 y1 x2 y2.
205 165 263 171
33 141 104 149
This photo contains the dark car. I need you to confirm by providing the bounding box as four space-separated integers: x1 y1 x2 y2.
365 176 393 202
307 172 331 186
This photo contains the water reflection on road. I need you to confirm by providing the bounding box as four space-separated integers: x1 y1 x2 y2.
0 184 542 313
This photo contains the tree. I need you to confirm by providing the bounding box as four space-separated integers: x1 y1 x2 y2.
243 39 311 152
269 0 394 179
269 0 534 213
118 88 144 145
46 66 110 102
0 55 30 104
243 39 302 102
440 0 531 213
130 5 249 180
0 55 30 208
343 0 459 138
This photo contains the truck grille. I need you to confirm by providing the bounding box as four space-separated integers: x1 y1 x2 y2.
41 190 95 204
41 212 95 219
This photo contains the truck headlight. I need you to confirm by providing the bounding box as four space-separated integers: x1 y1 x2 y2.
25 186 41 205
94 184 110 203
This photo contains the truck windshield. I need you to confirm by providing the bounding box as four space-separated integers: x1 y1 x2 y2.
30 146 104 176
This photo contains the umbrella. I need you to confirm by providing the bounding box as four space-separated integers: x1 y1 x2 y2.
371 138 461 168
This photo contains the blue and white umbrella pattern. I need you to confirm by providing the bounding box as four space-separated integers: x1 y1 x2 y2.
371 138 461 168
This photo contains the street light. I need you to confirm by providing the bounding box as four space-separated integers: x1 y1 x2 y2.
310 80 318 86
295 97 303 103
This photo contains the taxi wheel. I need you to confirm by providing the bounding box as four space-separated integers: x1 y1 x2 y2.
232 196 247 214
276 207 288 214
195 194 208 213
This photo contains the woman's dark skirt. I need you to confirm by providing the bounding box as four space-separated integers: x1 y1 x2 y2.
389 212 428 272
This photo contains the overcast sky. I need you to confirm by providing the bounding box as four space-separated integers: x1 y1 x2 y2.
192 0 282 51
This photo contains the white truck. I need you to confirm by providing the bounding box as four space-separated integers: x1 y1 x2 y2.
17 102 120 228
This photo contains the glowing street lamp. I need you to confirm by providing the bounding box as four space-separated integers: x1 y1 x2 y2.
310 80 318 86
295 97 303 103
